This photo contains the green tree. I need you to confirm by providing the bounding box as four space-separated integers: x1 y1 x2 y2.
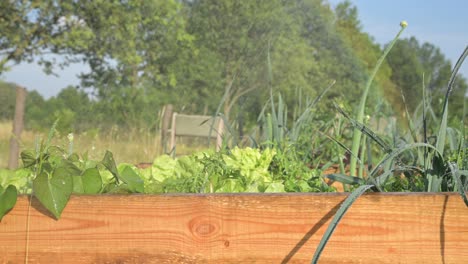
0 1 76 74
386 38 425 115
334 1 397 116
24 90 47 130
65 0 195 128
450 76 468 126
386 37 467 128
2 1 195 129
186 0 304 119
24 87 93 132
183 0 359 126
59 1 194 91
50 86 94 132
289 0 366 109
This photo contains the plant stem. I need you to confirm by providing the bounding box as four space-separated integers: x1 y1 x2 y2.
349 22 407 176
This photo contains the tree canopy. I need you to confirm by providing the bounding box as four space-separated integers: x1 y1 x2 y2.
1 0 466 133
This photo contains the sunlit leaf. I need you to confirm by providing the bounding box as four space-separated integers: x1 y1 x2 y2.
82 168 103 194
0 185 17 221
101 150 120 183
33 168 73 219
119 165 144 193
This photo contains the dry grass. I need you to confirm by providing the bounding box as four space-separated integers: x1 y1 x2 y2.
0 121 211 169
0 122 38 168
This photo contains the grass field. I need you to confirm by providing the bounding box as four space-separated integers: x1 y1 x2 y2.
0 121 213 169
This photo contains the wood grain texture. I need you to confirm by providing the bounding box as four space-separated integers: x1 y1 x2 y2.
1 193 467 263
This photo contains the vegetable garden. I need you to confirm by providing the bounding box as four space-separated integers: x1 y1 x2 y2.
1 20 468 263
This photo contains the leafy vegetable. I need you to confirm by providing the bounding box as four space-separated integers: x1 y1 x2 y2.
33 168 73 219
0 185 17 221
101 150 120 184
118 164 144 193
0 168 33 194
72 168 103 194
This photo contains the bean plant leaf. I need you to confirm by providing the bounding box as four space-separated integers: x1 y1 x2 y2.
72 175 84 193
311 185 374 263
119 165 144 193
73 168 103 194
20 149 37 167
33 168 73 219
68 153 80 162
101 150 120 184
59 159 82 176
82 168 103 194
0 185 17 221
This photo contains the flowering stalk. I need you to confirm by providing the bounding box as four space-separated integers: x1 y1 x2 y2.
349 21 408 177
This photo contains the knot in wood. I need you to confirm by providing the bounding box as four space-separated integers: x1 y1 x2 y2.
189 216 220 238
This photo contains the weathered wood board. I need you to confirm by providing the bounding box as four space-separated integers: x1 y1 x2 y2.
1 193 467 263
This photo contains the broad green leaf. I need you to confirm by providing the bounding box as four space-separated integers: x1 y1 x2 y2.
0 168 33 194
118 165 144 193
152 155 177 182
101 150 120 183
143 180 164 194
72 176 84 194
99 169 116 188
83 159 100 170
68 153 80 162
59 159 82 176
174 156 203 180
72 168 101 194
137 167 153 182
0 185 17 221
105 184 132 194
216 179 244 193
246 183 260 193
0 169 16 188
223 147 275 183
264 182 285 192
20 149 37 167
299 180 313 192
33 168 73 219
81 168 103 194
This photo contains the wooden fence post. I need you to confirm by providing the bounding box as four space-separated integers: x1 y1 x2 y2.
8 86 27 169
160 104 173 154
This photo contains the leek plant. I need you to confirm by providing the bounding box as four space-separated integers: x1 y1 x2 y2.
349 21 408 177
313 30 468 264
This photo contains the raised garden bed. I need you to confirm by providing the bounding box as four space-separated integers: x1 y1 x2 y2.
1 192 467 263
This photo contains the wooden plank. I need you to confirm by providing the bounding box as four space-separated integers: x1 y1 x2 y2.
170 113 224 153
1 193 467 263
173 114 222 138
8 86 27 169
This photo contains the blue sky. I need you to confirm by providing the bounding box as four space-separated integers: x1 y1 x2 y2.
1 0 467 99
